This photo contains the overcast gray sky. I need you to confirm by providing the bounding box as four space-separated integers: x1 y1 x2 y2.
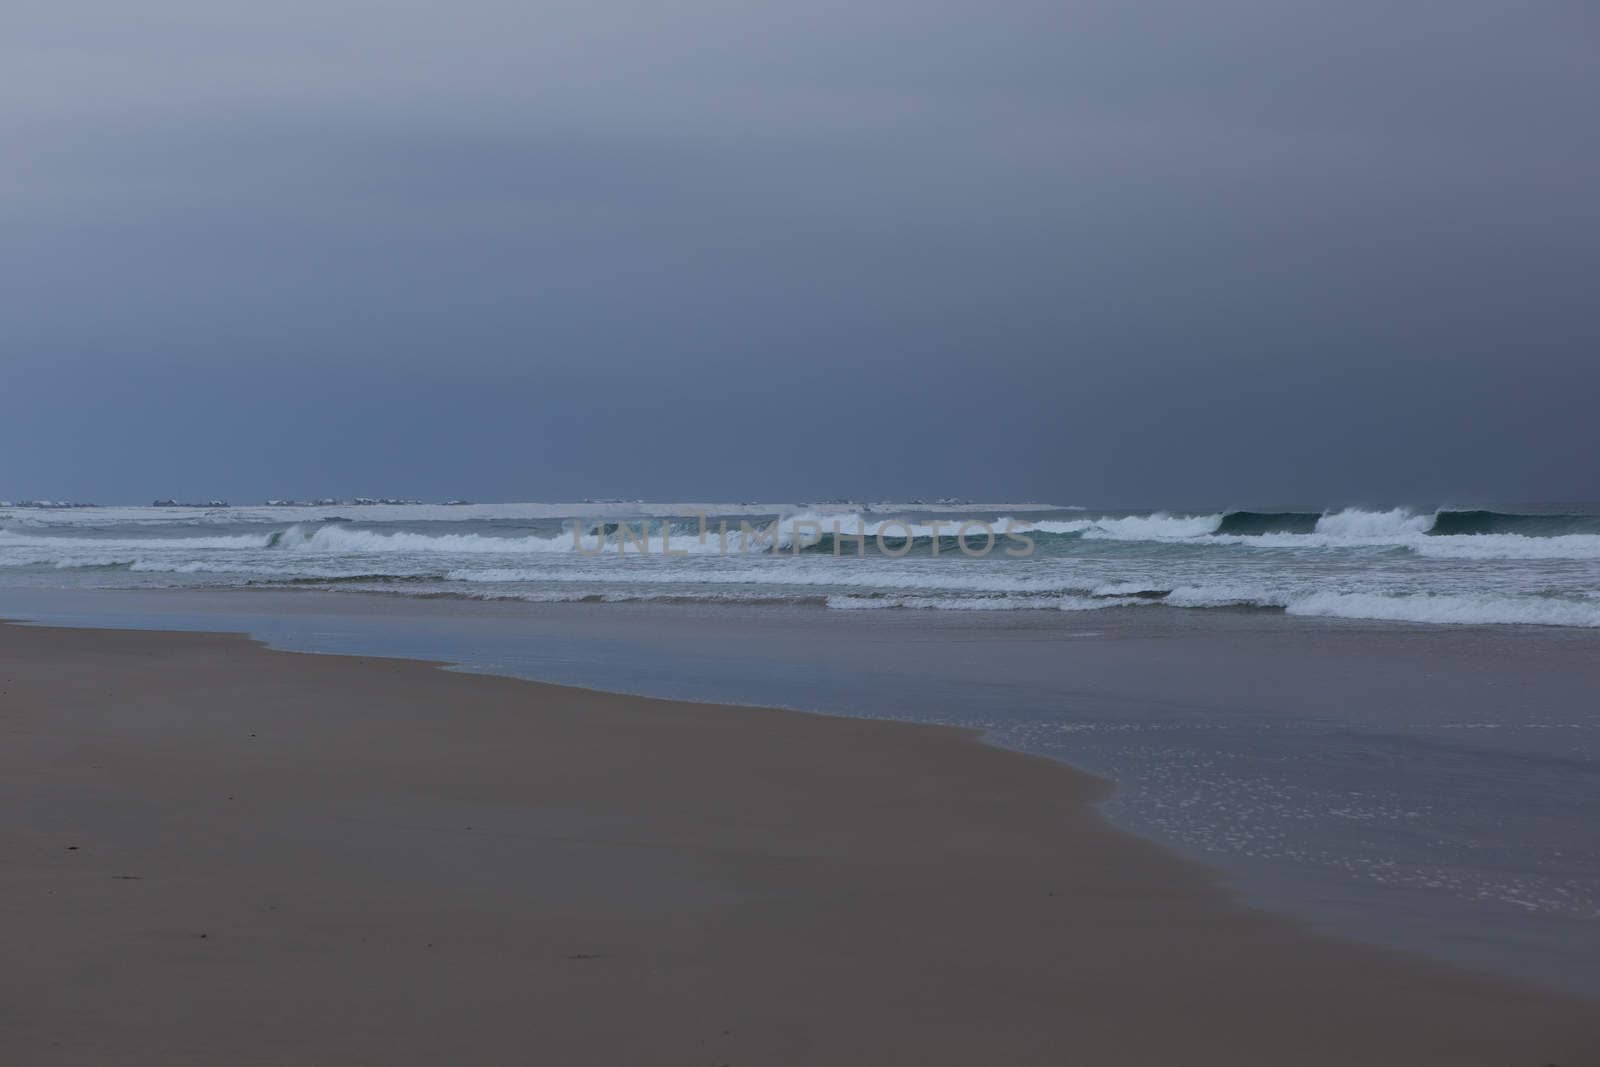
3 1 1596 506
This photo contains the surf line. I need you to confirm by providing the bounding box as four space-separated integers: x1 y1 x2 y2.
569 515 1036 558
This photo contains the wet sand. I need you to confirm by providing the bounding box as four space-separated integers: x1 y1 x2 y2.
2 621 1596 1065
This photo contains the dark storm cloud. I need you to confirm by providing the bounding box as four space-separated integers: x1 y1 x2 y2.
2 1 1596 505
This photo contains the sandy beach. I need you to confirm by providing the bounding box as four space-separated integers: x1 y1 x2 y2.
3 620 1596 1066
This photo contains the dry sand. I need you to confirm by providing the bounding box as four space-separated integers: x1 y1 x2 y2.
2 621 1595 1065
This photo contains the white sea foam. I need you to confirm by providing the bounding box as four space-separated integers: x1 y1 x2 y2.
0 530 274 551
273 515 939 556
1284 592 1600 628
824 594 1143 612
1312 508 1435 538
1030 513 1226 539
1406 535 1600 560
442 564 1094 595
7 505 1600 628
1201 529 1600 560
274 524 573 554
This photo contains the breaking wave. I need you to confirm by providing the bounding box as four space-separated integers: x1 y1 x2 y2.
8 508 1600 562
5 504 1600 629
1011 509 1600 560
1031 508 1600 541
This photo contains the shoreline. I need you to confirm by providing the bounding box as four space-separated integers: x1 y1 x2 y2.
6 585 1600 999
3 619 1597 1064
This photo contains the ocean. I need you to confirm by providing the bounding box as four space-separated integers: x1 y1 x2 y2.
3 501 1600 626
2 500 1598 994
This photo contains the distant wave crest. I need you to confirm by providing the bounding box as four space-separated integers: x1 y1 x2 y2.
6 506 1600 628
